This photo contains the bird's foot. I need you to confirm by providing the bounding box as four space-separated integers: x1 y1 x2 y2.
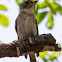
25 55 27 59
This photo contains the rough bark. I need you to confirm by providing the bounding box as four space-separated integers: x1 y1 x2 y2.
0 34 61 58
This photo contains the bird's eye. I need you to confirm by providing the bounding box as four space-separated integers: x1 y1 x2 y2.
26 1 29 4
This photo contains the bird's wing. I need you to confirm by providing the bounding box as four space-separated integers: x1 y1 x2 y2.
15 19 17 33
15 12 21 33
15 16 19 39
36 20 38 35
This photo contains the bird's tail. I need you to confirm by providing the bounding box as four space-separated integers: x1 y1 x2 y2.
29 52 36 62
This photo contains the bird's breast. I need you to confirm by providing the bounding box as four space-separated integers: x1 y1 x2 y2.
17 12 37 39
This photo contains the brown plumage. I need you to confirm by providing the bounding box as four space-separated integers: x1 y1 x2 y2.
15 1 38 62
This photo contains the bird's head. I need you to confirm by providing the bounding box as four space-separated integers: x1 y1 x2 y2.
21 1 37 11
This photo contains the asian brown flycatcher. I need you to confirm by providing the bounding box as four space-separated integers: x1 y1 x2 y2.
15 1 38 62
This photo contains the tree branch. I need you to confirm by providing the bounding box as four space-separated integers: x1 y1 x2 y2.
0 34 61 58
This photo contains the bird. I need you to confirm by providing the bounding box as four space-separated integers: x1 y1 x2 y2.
15 1 38 62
